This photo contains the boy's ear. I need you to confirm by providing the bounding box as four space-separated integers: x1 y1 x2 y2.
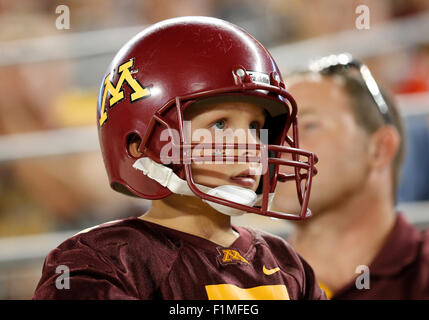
368 125 400 170
127 133 143 158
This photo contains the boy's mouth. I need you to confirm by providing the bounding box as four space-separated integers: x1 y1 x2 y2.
230 169 256 187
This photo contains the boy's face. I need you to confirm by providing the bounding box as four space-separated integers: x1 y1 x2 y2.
273 75 371 215
183 97 266 192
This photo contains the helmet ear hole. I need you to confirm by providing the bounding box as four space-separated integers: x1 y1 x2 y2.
126 133 143 158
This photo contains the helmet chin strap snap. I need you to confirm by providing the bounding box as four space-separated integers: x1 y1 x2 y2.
132 157 272 216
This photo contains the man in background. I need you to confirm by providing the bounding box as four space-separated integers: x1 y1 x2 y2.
273 53 429 299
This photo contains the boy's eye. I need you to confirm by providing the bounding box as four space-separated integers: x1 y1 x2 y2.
249 121 261 131
211 119 226 130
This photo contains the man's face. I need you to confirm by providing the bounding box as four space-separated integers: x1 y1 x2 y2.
183 97 266 193
273 74 371 215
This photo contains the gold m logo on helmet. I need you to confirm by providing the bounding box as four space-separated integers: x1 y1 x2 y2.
99 58 150 126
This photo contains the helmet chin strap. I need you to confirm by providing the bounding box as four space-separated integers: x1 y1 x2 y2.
132 157 274 216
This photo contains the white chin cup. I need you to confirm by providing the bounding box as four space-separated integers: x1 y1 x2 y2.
204 185 257 216
133 158 261 216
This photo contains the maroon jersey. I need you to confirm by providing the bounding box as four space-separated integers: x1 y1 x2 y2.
333 214 429 299
33 217 325 300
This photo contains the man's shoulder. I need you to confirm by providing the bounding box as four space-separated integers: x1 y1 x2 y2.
417 227 429 272
398 216 429 274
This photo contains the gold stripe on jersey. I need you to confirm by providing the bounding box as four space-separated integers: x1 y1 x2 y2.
205 284 290 300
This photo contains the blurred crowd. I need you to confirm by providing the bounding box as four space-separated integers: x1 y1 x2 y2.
0 0 428 236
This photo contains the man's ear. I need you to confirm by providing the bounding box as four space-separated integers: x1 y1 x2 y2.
127 133 143 158
368 125 400 170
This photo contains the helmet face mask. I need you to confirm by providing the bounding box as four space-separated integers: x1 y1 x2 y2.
97 16 317 220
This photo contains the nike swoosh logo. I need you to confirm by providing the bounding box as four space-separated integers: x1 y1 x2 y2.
263 265 281 275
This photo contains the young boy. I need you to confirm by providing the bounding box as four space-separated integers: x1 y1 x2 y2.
33 16 324 300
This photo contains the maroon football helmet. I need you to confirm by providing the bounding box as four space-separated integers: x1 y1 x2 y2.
97 16 317 220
